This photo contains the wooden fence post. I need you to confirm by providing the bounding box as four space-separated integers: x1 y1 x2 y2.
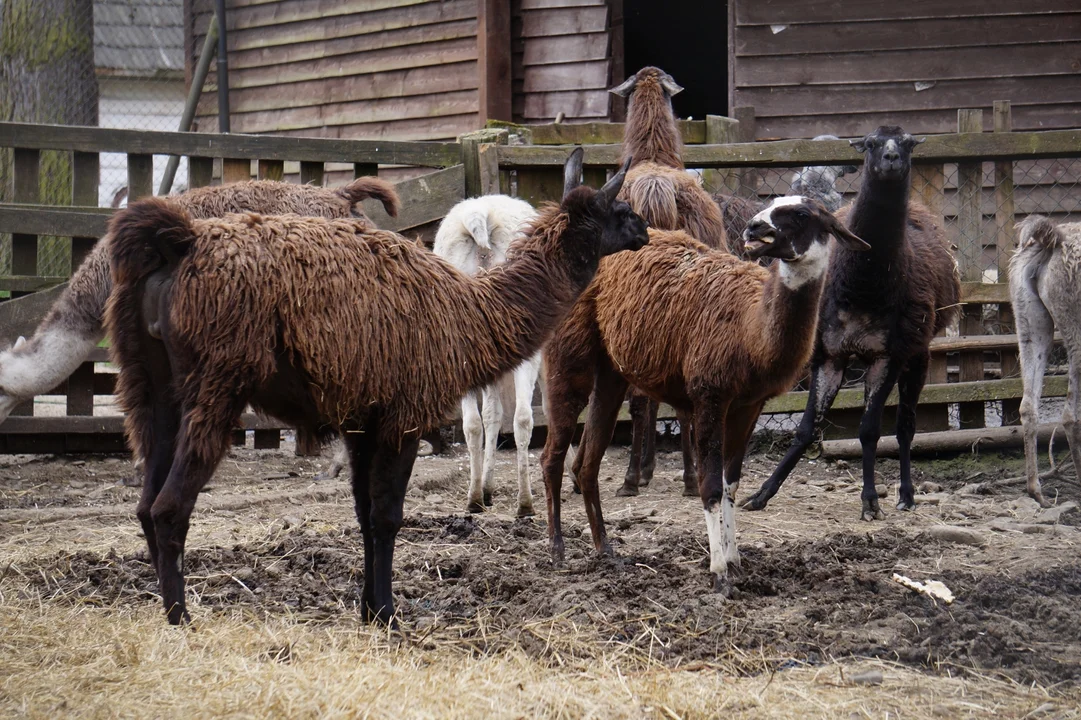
911 160 949 431
127 154 154 201
221 158 251 184
258 159 284 182
702 115 740 195
461 129 507 198
994 101 1021 425
66 150 100 419
957 108 986 430
731 106 758 199
188 157 214 188
299 161 324 187
10 148 40 416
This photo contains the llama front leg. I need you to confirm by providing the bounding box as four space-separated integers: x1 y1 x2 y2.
1016 297 1055 507
461 391 486 513
365 432 419 626
619 392 652 496
1064 353 1081 489
858 356 902 521
677 409 697 497
695 400 736 595
480 383 504 507
136 399 180 571
540 371 593 566
343 429 378 618
512 356 542 517
895 351 930 511
743 357 846 510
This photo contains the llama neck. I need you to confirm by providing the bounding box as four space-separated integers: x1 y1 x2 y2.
456 216 597 393
847 172 910 263
621 95 684 169
751 247 828 368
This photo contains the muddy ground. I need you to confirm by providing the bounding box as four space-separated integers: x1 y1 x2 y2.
2 438 1080 688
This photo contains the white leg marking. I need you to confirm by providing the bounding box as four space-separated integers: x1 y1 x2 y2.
704 502 728 576
722 481 740 569
461 393 484 506
481 384 503 496
512 354 541 513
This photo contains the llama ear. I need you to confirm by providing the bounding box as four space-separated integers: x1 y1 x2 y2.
659 74 684 96
14 336 26 349
599 156 633 206
562 146 585 199
849 137 868 153
609 75 637 98
825 214 870 252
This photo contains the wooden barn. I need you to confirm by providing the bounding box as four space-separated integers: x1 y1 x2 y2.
185 0 1081 141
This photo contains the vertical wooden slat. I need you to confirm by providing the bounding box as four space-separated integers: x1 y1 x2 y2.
67 151 100 418
299 161 324 187
994 101 1021 425
957 109 986 429
608 0 625 122
731 106 757 198
10 149 40 415
188 156 214 188
913 158 949 431
258 159 284 182
477 0 512 124
702 115 740 195
222 158 251 184
127 154 154 201
911 163 946 225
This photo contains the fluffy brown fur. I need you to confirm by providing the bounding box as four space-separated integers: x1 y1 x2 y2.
609 66 728 492
0 178 401 428
744 126 961 521
540 198 867 592
103 164 648 625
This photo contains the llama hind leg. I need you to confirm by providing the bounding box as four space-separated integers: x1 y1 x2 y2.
480 384 504 506
619 392 652 495
579 363 629 554
540 376 592 566
136 399 180 572
677 409 697 497
462 392 486 512
1016 299 1055 506
695 398 736 596
512 357 541 517
1063 353 1081 488
366 432 420 626
151 402 236 624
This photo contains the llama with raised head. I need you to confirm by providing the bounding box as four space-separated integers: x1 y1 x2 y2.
1009 215 1081 506
540 196 869 592
742 126 961 521
605 66 729 497
104 149 648 625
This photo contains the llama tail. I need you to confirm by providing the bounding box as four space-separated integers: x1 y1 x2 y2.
106 197 196 286
1010 215 1063 292
461 209 492 250
337 177 401 218
1017 214 1062 251
624 173 679 231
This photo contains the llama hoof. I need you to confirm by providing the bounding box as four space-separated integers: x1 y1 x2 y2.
615 483 640 497
740 492 770 511
682 481 698 498
861 497 885 522
483 490 493 507
466 499 486 514
639 473 653 488
896 499 916 512
1030 492 1053 509
571 482 582 495
711 573 733 598
166 605 191 626
516 503 535 518
550 542 566 568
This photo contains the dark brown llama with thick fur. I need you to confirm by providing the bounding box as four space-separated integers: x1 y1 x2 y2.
0 177 400 431
742 126 961 520
541 196 869 593
104 149 648 625
605 66 730 497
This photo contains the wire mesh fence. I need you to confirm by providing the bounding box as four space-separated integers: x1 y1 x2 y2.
0 0 188 280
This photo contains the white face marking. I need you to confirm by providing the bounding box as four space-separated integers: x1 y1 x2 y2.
884 139 898 155
778 236 830 290
750 195 808 232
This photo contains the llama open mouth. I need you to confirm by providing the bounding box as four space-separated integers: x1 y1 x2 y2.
742 230 776 257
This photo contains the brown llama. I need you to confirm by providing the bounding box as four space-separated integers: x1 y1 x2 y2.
605 66 730 497
540 196 869 593
103 149 649 625
0 177 400 430
742 126 961 520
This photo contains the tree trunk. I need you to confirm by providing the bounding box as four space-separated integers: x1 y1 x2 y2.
0 0 98 275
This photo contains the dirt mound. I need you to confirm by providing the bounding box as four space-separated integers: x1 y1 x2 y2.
10 515 1081 684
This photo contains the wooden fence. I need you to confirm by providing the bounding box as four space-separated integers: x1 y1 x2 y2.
1 103 1079 453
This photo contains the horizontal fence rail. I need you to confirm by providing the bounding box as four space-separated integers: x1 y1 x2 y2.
1 106 1078 455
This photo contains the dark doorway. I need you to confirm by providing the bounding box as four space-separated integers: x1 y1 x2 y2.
621 1 728 120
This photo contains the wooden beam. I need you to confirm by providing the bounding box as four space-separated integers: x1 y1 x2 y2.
0 413 287 434
0 204 111 237
0 122 461 167
821 422 1065 459
477 0 512 123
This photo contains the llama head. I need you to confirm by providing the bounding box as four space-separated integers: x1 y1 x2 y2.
850 126 923 183
561 147 649 258
609 66 683 105
743 196 869 263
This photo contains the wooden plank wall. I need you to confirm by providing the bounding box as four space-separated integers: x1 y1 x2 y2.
731 0 1081 139
511 0 614 123
188 0 482 141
